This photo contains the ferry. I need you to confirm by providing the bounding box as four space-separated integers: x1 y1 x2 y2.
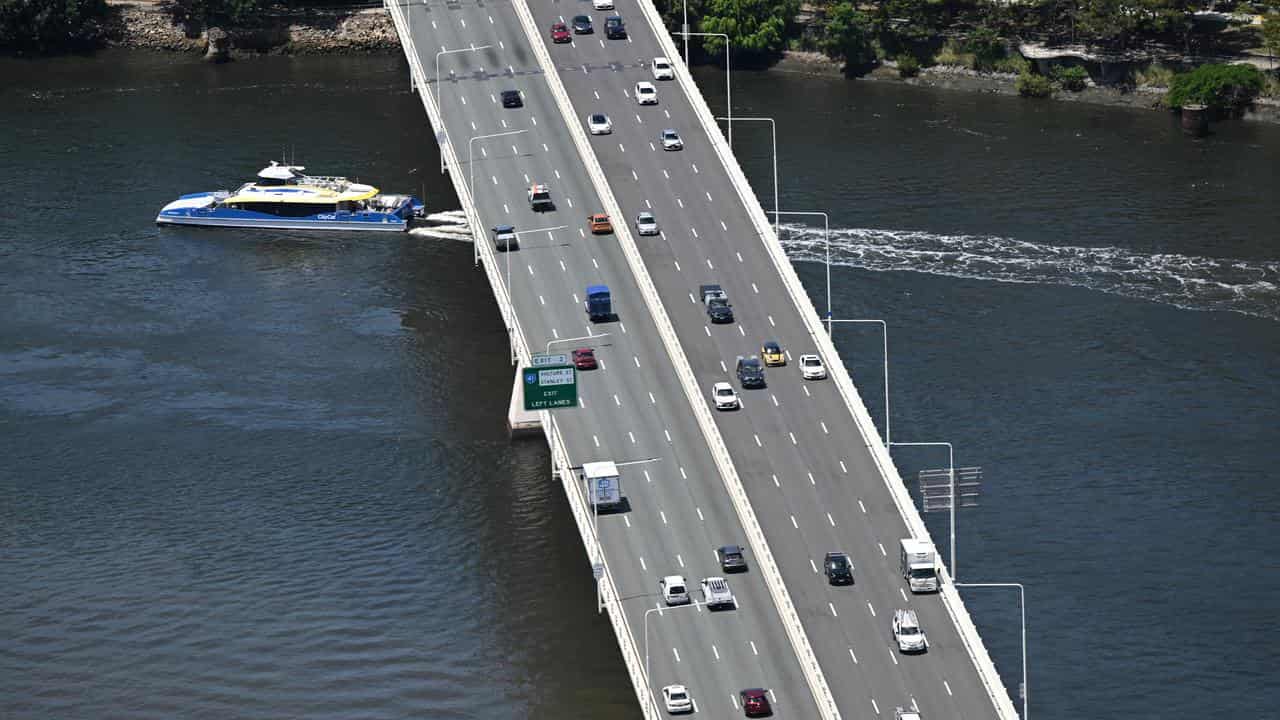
156 162 423 232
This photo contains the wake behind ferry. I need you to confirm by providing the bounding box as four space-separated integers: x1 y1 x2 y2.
156 162 423 232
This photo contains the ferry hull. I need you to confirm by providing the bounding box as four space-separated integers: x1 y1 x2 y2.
156 190 416 233
155 213 409 232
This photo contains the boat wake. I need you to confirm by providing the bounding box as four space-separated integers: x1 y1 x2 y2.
777 224 1280 322
410 210 473 243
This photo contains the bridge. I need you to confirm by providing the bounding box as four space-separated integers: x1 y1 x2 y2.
384 0 1021 717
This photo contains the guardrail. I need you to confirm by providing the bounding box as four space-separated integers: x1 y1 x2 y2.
627 2 1021 717
383 4 658 718
503 2 842 718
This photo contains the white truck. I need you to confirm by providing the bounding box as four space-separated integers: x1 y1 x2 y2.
583 461 624 512
899 539 939 593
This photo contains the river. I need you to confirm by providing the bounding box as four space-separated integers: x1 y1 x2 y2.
1 50 1277 719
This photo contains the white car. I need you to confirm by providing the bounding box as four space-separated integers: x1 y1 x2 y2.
660 128 683 150
652 56 675 80
587 112 612 135
636 211 659 236
634 81 658 105
892 609 929 654
660 575 690 605
712 381 739 410
799 353 827 380
592 0 614 8
700 576 735 609
662 684 693 714
895 708 923 720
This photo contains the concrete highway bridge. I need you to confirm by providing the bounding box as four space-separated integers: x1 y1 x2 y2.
384 0 1021 716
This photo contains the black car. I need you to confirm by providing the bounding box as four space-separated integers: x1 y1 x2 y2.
735 355 765 389
824 551 854 585
571 14 592 33
604 15 626 38
707 298 734 323
500 90 522 108
717 544 748 573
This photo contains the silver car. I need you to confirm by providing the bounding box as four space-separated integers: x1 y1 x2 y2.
892 609 929 653
635 211 659 236
660 128 683 150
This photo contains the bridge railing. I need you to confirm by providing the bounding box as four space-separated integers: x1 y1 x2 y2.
625 1 1021 716
501 1 842 718
383 4 658 718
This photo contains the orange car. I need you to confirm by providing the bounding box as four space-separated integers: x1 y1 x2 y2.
588 213 613 234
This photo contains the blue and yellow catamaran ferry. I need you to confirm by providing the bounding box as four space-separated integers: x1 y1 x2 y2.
156 162 423 232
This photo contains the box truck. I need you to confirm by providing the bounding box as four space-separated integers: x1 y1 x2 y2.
900 539 939 593
583 461 624 512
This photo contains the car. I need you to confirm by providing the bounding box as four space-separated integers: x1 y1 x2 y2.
660 575 690 605
662 684 693 714
550 21 571 42
652 56 675 80
587 112 613 135
735 355 765 388
491 224 517 252
634 81 658 105
892 609 929 654
660 128 684 150
572 14 592 33
717 544 748 572
895 708 923 720
799 353 827 380
588 213 613 234
700 576 735 609
761 340 785 366
824 551 854 585
572 347 598 370
592 0 613 9
635 211 659 235
604 15 626 38
740 688 771 717
712 381 739 410
500 89 522 108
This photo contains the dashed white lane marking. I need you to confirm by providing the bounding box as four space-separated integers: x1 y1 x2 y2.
696 507 704 521
470 120 477 131
878 542 887 556
772 395 779 407
674 260 681 271
704 326 711 337
790 515 798 529
644 469 652 483
736 252 744 263
720 220 728 231
821 421 829 434
752 282 759 293
663 169 670 179
789 432 798 445
623 515 631 527
591 256 598 268
592 435 600 447
719 360 727 373
566 196 574 208
649 142 656 152
867 602 877 617
523 172 531 184
677 554 684 567
503 203 510 214
769 690 777 704
677 197 684 208
809 558 818 573
859 499 868 513
664 109 670 118
900 587 910 602
690 227 699 238
620 322 627 334
871 699 880 715
672 647 681 663
827 512 836 527
750 641 759 656
511 144 518 156
679 467 688 480
754 434 763 448
460 18 467 27
768 315 776 327
618 143 626 153
635 113 642 124
640 556 647 570
491 174 497 184
660 510 668 525
807 471 815 485
543 143 550 153
889 648 899 665
705 191 713 202
593 90 600 99
738 325 745 336
840 460 849 473
461 96 467 105
631 169 638 181
829 602 838 617
712 645 720 660
645 199 652 209
561 260 568 273
944 680 953 696
527 264 535 276
613 394 621 407
431 20 437 29
772 474 780 488
578 228 586 238
539 295 545 306
530 115 536 125
554 168 560 179
489 93 496 103
553 328 560 339
802 385 811 397
849 648 859 664
705 257 712 269
633 355 641 367
649 392 656 404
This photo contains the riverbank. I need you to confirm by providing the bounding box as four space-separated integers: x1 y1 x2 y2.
771 49 1280 126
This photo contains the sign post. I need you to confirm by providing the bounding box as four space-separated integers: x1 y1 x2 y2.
522 364 578 411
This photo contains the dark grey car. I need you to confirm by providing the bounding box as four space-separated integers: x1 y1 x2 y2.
717 544 748 573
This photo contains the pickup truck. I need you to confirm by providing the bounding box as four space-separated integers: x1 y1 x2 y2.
699 284 734 324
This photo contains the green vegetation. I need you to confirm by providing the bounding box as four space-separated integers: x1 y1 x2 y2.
170 0 265 26
1262 13 1280 64
1016 71 1055 98
1135 62 1178 87
1166 63 1264 111
698 0 798 57
0 0 109 53
1053 65 1090 91
896 54 920 77
818 2 876 69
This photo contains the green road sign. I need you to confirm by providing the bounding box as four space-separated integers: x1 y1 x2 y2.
523 364 578 410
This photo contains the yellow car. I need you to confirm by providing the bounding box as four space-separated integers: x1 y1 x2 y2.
761 340 786 367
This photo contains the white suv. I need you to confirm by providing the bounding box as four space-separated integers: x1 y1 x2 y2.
660 575 690 605
712 382 739 410
634 81 658 105
662 684 693 714
892 609 929 653
651 56 675 80
700 576 735 609
799 353 827 380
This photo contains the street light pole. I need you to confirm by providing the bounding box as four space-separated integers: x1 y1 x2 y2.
769 210 829 319
956 582 1028 720
677 32 731 147
824 318 888 447
717 116 774 236
468 129 528 266
889 440 955 580
437 45 493 173
644 601 706 716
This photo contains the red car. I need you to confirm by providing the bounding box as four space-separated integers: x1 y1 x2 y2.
740 688 771 717
550 22 571 43
572 348 598 370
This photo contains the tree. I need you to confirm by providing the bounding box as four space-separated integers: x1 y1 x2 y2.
1166 63 1264 112
0 0 109 53
1262 13 1280 70
698 0 798 57
170 0 264 26
819 2 875 68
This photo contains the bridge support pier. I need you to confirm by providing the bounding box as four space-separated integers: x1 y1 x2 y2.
507 367 543 438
